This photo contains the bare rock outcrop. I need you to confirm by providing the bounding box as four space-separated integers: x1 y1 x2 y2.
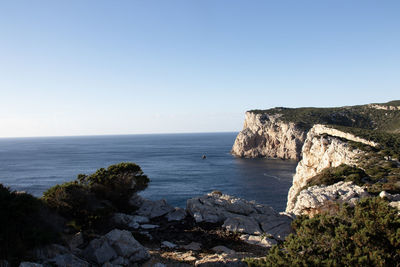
291 181 369 216
187 192 292 243
231 112 308 160
83 229 150 265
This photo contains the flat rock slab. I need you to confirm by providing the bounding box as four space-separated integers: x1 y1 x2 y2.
137 199 175 219
187 192 293 241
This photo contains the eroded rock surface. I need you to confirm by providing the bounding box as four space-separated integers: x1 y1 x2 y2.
187 192 292 242
137 199 175 219
84 229 149 265
292 181 369 216
286 125 366 213
231 112 307 160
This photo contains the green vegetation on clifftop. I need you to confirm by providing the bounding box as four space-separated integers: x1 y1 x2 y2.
249 100 400 133
246 198 400 267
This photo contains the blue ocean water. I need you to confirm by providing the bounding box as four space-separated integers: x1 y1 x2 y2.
0 132 297 211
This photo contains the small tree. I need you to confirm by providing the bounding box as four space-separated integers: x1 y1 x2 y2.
43 162 149 231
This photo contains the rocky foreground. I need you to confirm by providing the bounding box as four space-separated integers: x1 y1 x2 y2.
14 191 294 267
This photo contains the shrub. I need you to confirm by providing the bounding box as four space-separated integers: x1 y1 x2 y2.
0 184 57 264
42 162 149 230
306 164 368 187
78 162 149 209
246 197 400 266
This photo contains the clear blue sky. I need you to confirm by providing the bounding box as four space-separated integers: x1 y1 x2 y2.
0 1 399 137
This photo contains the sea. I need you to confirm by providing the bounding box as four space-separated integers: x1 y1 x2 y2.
0 132 297 211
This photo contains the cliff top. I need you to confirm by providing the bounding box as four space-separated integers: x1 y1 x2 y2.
249 100 400 133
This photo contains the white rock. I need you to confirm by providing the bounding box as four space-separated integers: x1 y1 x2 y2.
187 192 293 241
292 181 369 216
112 213 149 229
105 229 149 261
84 237 117 265
182 242 202 251
240 234 277 248
222 215 262 235
161 241 177 248
231 112 307 160
252 214 292 240
19 263 43 267
48 253 89 267
67 232 84 250
211 245 235 254
194 254 248 267
34 244 70 261
111 256 130 266
286 125 368 213
389 201 400 210
380 191 400 201
140 224 159 229
129 193 145 207
137 199 175 218
166 207 187 221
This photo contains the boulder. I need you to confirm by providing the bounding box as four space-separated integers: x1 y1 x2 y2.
211 246 235 254
129 193 145 208
47 253 89 267
239 234 277 248
19 263 43 267
194 253 248 267
251 214 292 240
67 232 84 251
292 181 369 216
140 224 159 229
84 237 118 265
112 213 149 229
105 229 150 261
110 256 130 266
182 242 202 251
222 215 262 235
166 207 187 221
187 192 293 241
34 244 70 261
84 229 150 264
137 199 175 219
161 241 177 249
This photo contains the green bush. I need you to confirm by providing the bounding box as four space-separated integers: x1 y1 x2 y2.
246 197 400 267
77 162 149 209
42 162 149 230
306 164 368 187
0 184 57 264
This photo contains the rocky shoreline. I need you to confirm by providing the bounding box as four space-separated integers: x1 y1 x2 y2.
13 191 293 267
3 101 400 266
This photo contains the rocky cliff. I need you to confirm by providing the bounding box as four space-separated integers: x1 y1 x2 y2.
233 101 400 215
285 124 370 213
231 112 308 160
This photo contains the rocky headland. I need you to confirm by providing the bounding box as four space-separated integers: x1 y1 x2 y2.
1 101 400 266
233 101 400 216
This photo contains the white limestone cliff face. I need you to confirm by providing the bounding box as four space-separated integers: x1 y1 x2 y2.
231 112 308 160
285 125 368 213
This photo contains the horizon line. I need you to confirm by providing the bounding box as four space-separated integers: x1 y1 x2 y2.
0 130 240 139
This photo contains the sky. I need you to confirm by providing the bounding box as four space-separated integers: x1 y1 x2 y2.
0 1 399 137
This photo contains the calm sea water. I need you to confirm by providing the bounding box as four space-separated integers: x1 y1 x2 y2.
0 132 297 211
